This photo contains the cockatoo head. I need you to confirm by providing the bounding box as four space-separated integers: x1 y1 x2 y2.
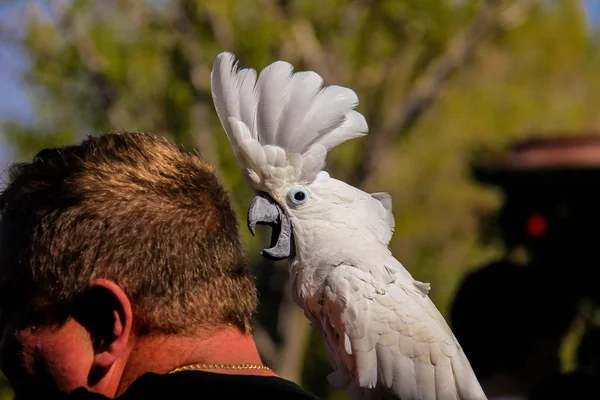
211 52 385 260
246 169 350 260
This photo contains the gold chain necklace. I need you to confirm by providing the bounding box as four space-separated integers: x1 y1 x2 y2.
168 363 271 374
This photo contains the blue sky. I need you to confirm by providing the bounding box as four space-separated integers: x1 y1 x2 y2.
587 0 600 23
0 2 37 122
1 0 600 167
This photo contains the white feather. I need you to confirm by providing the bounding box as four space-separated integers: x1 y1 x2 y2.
316 110 369 151
210 52 367 191
256 61 294 145
277 71 324 151
302 263 487 400
288 85 362 153
238 68 259 138
298 144 327 184
369 192 395 246
211 53 258 141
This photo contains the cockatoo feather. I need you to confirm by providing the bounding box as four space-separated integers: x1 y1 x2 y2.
211 52 368 191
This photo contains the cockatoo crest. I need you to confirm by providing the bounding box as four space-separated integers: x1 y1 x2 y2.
211 52 368 192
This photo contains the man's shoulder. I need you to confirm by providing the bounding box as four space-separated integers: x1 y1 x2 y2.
120 371 320 399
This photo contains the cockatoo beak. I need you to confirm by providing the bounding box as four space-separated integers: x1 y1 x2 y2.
247 193 293 260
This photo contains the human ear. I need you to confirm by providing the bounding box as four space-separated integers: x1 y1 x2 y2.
73 279 133 372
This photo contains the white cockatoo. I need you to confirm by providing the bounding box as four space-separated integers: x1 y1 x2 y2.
210 52 487 400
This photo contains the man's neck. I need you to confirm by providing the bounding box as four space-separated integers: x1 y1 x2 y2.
114 326 276 397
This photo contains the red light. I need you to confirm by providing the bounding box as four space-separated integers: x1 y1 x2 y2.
527 213 547 238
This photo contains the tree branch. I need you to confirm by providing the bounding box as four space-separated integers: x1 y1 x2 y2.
290 19 339 83
274 289 311 383
253 323 280 366
348 0 536 187
251 262 311 383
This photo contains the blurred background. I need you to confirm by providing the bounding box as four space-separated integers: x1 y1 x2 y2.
2 0 600 399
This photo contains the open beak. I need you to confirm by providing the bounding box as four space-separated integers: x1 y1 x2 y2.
247 193 292 261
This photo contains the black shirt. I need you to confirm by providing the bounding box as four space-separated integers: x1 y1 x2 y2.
117 371 320 399
18 371 320 400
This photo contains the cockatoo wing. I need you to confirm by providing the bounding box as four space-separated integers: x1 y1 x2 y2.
316 177 395 247
211 52 368 191
307 263 486 400
369 192 395 245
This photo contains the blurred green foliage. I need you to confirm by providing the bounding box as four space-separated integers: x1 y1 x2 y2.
0 376 11 400
2 0 600 398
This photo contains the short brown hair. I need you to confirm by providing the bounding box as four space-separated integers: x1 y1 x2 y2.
0 132 257 334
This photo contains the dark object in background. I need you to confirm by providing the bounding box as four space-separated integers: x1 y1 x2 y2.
529 372 600 400
577 326 600 377
468 135 600 398
529 326 600 399
471 135 600 303
450 259 576 397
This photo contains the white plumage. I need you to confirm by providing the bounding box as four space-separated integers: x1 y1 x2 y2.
210 51 487 400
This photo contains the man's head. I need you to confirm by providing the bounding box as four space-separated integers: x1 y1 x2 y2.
0 132 257 395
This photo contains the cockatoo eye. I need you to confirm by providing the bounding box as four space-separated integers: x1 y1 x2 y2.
288 185 309 205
